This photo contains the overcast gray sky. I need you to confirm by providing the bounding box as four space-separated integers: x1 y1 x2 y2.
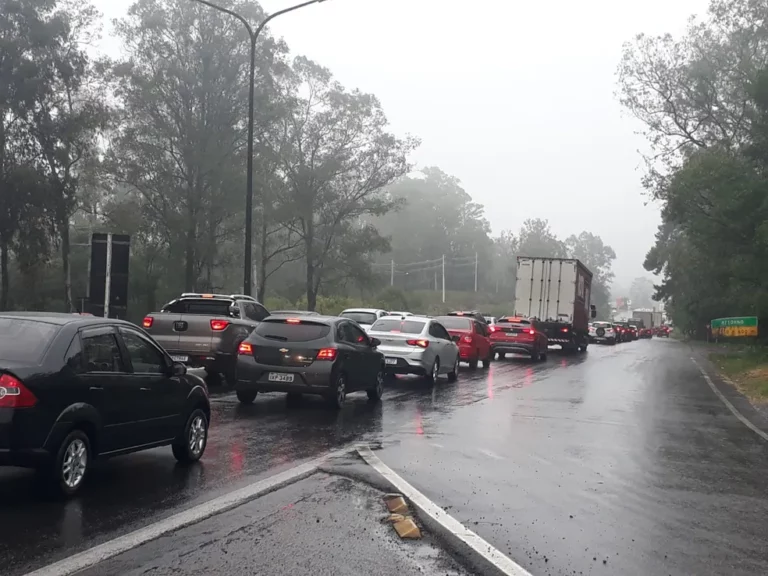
93 0 709 290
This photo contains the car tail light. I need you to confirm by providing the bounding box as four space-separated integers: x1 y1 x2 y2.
316 348 337 361
489 326 497 332
210 319 229 331
142 316 153 328
286 318 301 324
560 327 569 333
406 339 430 348
0 374 37 408
238 342 253 355
462 335 472 343
528 329 535 335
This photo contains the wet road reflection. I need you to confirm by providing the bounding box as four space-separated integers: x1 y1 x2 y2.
4 341 767 576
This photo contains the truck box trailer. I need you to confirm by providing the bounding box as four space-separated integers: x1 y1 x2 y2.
514 257 596 352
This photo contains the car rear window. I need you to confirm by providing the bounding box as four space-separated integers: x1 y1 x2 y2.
0 319 59 363
436 317 472 330
162 299 234 316
254 320 330 342
370 319 425 334
340 311 378 325
594 322 611 328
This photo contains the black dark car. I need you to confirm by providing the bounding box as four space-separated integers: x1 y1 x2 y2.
235 315 385 408
0 313 210 496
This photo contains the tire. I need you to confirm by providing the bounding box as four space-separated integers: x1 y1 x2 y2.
367 369 384 402
236 389 257 404
48 429 91 497
540 349 548 361
482 351 492 369
468 358 478 370
327 372 347 409
496 352 506 360
530 349 538 362
447 354 459 382
172 408 208 464
426 358 440 385
224 358 238 386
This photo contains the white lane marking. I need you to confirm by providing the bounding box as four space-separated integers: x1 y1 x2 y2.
691 357 768 442
478 448 504 460
357 444 532 576
25 448 351 576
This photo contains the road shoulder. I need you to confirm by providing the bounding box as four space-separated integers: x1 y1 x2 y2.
70 471 469 576
689 343 768 439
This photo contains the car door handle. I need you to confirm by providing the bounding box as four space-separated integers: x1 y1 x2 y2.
89 386 103 391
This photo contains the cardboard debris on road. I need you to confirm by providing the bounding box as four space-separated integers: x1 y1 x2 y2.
384 494 408 514
393 517 421 539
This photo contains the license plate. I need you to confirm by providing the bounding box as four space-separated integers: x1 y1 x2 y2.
385 358 398 365
171 355 188 363
268 372 294 383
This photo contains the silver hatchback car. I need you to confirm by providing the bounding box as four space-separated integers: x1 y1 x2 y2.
368 316 460 383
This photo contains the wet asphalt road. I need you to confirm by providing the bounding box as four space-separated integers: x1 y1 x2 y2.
2 339 768 576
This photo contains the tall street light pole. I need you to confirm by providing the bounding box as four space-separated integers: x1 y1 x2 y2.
191 0 326 296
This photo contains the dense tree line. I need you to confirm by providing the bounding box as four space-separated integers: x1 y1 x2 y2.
619 0 768 337
0 0 616 318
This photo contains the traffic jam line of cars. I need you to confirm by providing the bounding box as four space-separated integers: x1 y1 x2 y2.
588 320 671 345
1 287 664 498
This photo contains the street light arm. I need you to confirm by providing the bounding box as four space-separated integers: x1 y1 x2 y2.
190 0 255 37
254 0 324 39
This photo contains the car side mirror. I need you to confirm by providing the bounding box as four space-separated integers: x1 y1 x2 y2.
370 337 381 347
172 361 187 377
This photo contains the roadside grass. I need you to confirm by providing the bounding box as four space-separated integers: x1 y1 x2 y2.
709 344 768 403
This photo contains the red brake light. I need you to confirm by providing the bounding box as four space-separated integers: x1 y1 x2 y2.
528 329 535 335
406 339 430 348
210 319 229 331
142 316 154 328
238 342 253 355
202 294 215 298
316 348 337 361
489 326 497 332
286 318 301 324
455 312 464 315
0 374 37 408
560 327 569 333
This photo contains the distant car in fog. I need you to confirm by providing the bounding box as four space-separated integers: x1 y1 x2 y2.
588 321 617 345
339 308 388 332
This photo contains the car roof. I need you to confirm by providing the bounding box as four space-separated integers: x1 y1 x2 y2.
341 308 385 314
270 310 318 315
0 312 134 327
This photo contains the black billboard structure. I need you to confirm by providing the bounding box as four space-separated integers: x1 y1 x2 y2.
88 233 130 318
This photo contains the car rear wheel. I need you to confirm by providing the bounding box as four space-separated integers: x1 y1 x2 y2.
540 349 548 361
447 355 459 382
426 358 440 385
482 351 492 369
236 390 257 404
468 357 478 369
367 369 384 402
327 372 347 409
173 409 208 463
49 429 91 497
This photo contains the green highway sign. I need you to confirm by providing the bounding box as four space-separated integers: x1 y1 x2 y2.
710 316 758 337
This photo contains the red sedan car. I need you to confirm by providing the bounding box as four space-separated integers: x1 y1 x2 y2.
490 316 548 361
436 315 492 369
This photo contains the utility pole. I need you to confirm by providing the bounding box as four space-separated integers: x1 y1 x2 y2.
441 254 445 303
103 233 113 318
390 259 394 286
474 252 478 292
191 0 326 296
